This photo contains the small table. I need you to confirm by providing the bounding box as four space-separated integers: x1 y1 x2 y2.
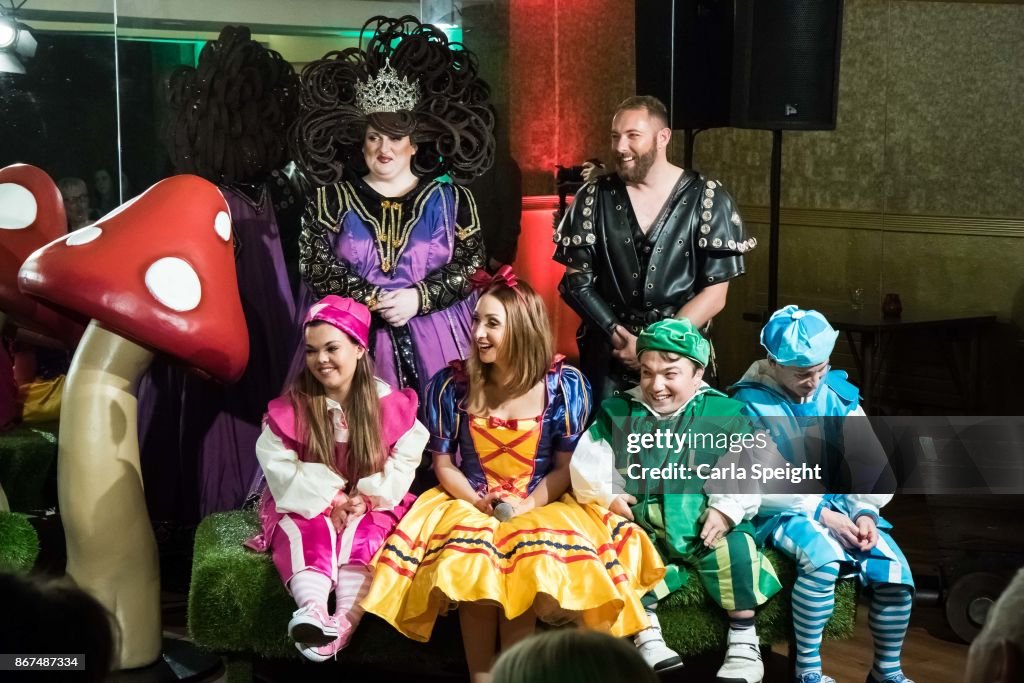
743 310 996 413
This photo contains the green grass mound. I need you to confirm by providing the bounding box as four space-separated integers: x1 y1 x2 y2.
656 548 857 656
189 511 856 667
0 421 59 512
188 511 465 672
0 512 39 574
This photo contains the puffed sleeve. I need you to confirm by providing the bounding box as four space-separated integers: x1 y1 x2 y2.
255 424 347 519
551 181 598 270
569 412 626 509
356 419 429 511
555 364 593 452
423 366 461 455
415 184 486 314
693 178 757 291
298 184 382 304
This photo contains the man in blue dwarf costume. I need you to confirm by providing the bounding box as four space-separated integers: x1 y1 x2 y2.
571 318 782 683
731 306 916 683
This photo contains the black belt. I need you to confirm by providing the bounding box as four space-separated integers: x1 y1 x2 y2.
621 307 675 326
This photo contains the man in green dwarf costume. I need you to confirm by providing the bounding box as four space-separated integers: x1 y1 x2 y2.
570 318 782 683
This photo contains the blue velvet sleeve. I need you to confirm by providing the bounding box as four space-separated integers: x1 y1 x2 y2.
423 367 460 455
554 365 593 452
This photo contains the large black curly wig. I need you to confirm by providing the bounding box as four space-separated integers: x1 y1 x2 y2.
290 15 496 186
166 25 300 184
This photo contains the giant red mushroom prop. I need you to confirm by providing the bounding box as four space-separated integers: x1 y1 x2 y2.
0 163 85 347
19 174 248 668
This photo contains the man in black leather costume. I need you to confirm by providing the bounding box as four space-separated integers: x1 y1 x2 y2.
554 96 756 402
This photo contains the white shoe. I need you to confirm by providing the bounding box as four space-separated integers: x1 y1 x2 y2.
296 612 355 662
287 602 339 647
716 627 764 683
633 611 684 672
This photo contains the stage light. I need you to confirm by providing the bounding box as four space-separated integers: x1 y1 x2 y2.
0 17 16 49
0 14 36 75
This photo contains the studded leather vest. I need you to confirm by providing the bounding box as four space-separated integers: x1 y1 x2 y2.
554 171 754 336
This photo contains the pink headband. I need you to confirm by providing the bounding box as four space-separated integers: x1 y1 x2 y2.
303 295 371 347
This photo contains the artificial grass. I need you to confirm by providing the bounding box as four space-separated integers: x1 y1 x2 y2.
656 547 857 656
0 511 40 573
188 510 466 672
0 421 59 512
189 511 856 666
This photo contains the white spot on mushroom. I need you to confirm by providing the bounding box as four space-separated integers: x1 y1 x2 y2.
214 211 231 241
145 257 202 312
66 225 103 246
0 183 38 230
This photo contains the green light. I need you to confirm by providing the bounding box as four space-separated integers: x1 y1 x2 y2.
333 29 372 39
117 37 206 47
331 27 463 43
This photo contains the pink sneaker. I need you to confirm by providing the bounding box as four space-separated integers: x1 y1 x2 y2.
295 615 355 663
287 602 339 647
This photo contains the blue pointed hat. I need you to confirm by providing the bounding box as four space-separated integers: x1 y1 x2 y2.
760 305 838 367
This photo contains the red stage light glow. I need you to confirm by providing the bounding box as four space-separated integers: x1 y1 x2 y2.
513 197 581 363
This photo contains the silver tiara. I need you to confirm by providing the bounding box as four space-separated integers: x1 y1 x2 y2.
354 58 421 114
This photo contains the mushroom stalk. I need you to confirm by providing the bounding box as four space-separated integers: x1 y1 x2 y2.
59 320 160 669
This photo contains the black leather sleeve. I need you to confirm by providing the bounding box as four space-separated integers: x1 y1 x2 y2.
551 182 597 269
693 178 756 291
553 181 620 336
559 270 620 338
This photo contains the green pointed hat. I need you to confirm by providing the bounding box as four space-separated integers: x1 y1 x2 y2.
636 318 710 367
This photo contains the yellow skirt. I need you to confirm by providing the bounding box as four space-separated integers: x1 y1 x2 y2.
362 487 665 642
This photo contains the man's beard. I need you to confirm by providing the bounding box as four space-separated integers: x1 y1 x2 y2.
615 144 657 183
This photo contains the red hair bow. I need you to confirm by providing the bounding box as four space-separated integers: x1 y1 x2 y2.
469 265 520 292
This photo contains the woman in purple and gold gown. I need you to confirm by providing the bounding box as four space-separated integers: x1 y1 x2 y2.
291 17 495 399
298 165 483 396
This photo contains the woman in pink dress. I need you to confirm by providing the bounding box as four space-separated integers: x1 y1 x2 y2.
244 295 428 662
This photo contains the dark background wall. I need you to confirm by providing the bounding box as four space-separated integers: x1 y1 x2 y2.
501 0 1024 415
1 33 195 202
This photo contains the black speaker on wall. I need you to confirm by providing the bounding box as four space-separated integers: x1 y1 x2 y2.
635 0 844 131
635 0 734 130
732 0 844 129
